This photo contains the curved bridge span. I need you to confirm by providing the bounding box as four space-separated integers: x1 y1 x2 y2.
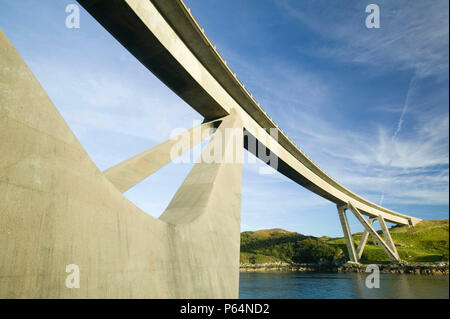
78 0 419 227
0 0 421 298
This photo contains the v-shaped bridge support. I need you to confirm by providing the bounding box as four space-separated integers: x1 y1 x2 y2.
337 202 401 263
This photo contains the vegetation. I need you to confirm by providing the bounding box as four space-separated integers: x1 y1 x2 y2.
240 220 449 264
240 228 344 264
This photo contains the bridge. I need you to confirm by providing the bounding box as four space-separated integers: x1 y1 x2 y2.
0 0 421 298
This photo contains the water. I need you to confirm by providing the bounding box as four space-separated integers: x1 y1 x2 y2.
239 272 449 299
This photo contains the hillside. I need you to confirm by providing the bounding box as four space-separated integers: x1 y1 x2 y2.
240 219 449 264
240 228 344 264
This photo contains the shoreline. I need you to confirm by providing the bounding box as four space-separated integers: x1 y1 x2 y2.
240 261 449 275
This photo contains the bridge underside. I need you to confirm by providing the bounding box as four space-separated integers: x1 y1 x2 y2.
77 0 420 227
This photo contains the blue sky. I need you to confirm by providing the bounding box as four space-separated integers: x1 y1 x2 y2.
0 0 448 237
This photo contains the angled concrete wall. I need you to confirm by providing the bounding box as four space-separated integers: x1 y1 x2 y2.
0 30 242 298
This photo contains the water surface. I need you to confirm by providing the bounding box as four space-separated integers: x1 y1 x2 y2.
239 272 449 299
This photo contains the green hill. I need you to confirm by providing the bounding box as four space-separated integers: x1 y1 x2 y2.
240 219 449 264
240 228 344 264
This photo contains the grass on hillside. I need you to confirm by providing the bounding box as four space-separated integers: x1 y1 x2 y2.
240 220 449 264
240 228 344 264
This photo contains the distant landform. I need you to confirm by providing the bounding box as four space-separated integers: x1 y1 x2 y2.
240 219 449 275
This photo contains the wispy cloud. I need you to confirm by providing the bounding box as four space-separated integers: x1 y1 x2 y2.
279 0 449 80
294 108 449 205
216 1 449 210
393 75 417 138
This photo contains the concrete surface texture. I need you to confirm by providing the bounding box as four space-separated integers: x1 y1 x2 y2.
0 29 243 298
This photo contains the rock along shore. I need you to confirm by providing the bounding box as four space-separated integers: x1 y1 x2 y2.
239 261 449 275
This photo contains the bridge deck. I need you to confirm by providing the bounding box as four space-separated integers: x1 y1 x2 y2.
77 0 420 226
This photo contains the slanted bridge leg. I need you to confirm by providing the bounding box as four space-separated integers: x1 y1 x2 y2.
337 204 358 263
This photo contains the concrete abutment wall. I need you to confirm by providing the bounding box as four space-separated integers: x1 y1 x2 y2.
0 31 242 298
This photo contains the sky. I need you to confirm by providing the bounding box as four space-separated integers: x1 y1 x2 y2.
0 0 448 237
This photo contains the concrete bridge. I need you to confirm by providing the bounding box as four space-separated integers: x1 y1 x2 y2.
0 0 420 298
